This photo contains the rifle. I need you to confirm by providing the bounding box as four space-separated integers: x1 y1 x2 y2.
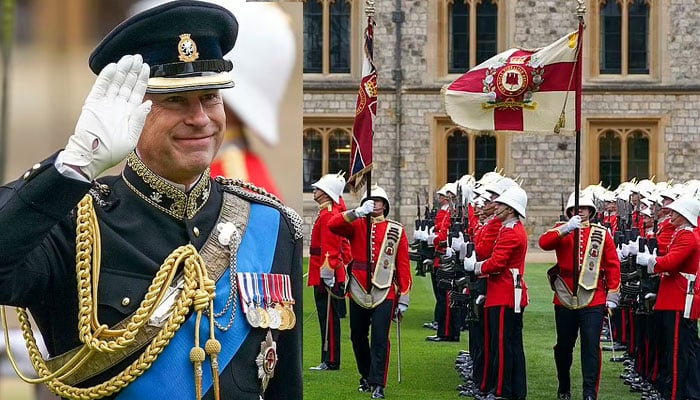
559 192 566 222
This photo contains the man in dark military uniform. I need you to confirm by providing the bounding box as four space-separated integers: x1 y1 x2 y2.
0 2 302 400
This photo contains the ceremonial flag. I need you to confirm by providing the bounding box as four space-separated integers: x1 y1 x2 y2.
347 16 377 191
443 28 583 135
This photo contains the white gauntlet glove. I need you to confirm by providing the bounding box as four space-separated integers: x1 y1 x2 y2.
463 252 477 273
450 232 465 252
426 227 437 246
627 237 641 256
354 200 375 218
562 215 582 234
62 55 152 180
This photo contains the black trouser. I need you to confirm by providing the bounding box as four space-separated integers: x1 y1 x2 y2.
434 272 460 339
430 269 440 322
349 298 394 387
485 306 526 400
314 286 342 367
553 305 604 399
656 311 700 400
468 303 486 391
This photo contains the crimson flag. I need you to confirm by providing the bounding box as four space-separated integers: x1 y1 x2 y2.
347 16 377 191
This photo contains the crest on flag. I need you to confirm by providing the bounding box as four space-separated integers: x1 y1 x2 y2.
443 31 581 134
347 18 377 192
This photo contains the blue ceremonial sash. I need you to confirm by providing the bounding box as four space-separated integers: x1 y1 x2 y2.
116 204 280 400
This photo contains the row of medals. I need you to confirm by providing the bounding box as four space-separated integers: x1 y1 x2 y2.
246 301 296 330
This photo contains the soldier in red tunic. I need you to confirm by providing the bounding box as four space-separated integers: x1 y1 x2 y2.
308 173 350 371
463 185 529 400
633 195 700 400
329 185 412 399
426 183 461 342
539 191 620 400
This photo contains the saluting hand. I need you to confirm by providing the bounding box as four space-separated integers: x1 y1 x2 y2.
63 54 152 180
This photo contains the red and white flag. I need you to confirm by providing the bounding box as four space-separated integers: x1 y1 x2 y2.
443 29 582 134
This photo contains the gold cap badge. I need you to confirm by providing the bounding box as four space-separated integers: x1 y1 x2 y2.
177 33 199 62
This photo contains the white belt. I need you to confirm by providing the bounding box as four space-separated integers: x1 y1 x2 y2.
510 268 522 314
680 272 697 319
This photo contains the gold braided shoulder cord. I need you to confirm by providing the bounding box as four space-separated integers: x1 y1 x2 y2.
1 194 220 399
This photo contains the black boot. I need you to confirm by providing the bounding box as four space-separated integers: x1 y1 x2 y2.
358 378 370 392
371 385 385 399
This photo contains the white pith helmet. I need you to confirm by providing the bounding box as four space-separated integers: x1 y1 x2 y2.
484 177 518 198
601 190 616 203
667 195 700 227
437 182 457 197
311 173 346 204
566 191 597 216
494 186 528 218
633 179 656 199
473 171 502 198
361 184 390 217
130 0 296 146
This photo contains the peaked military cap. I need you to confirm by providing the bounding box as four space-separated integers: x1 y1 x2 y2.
89 0 238 93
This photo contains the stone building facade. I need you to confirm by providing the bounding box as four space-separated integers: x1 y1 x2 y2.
302 0 700 249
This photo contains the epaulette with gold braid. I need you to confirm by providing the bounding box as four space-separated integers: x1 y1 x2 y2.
215 177 303 240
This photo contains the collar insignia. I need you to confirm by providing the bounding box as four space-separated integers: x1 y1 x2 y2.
123 152 211 220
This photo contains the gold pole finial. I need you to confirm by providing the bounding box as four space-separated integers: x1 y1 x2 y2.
576 0 586 20
365 0 375 17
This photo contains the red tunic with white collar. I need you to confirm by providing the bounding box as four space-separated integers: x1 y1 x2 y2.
307 201 348 287
478 218 528 309
539 222 620 308
328 213 412 301
652 226 700 312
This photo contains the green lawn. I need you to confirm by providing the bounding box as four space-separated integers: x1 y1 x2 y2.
303 263 640 400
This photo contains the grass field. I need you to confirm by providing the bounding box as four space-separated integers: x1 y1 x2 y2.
303 263 641 400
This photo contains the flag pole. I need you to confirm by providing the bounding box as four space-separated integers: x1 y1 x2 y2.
572 0 586 299
364 0 375 296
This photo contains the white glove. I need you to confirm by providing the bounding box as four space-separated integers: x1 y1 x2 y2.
475 294 486 305
616 247 624 261
450 232 465 251
562 215 582 234
63 55 151 180
606 301 617 310
354 200 375 217
644 293 657 300
636 248 653 267
396 303 408 316
426 227 437 246
413 227 426 242
463 252 476 273
638 249 657 274
621 243 630 258
445 247 454 258
627 237 641 256
323 277 336 288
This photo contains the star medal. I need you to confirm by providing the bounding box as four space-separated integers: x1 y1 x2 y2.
256 330 278 392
